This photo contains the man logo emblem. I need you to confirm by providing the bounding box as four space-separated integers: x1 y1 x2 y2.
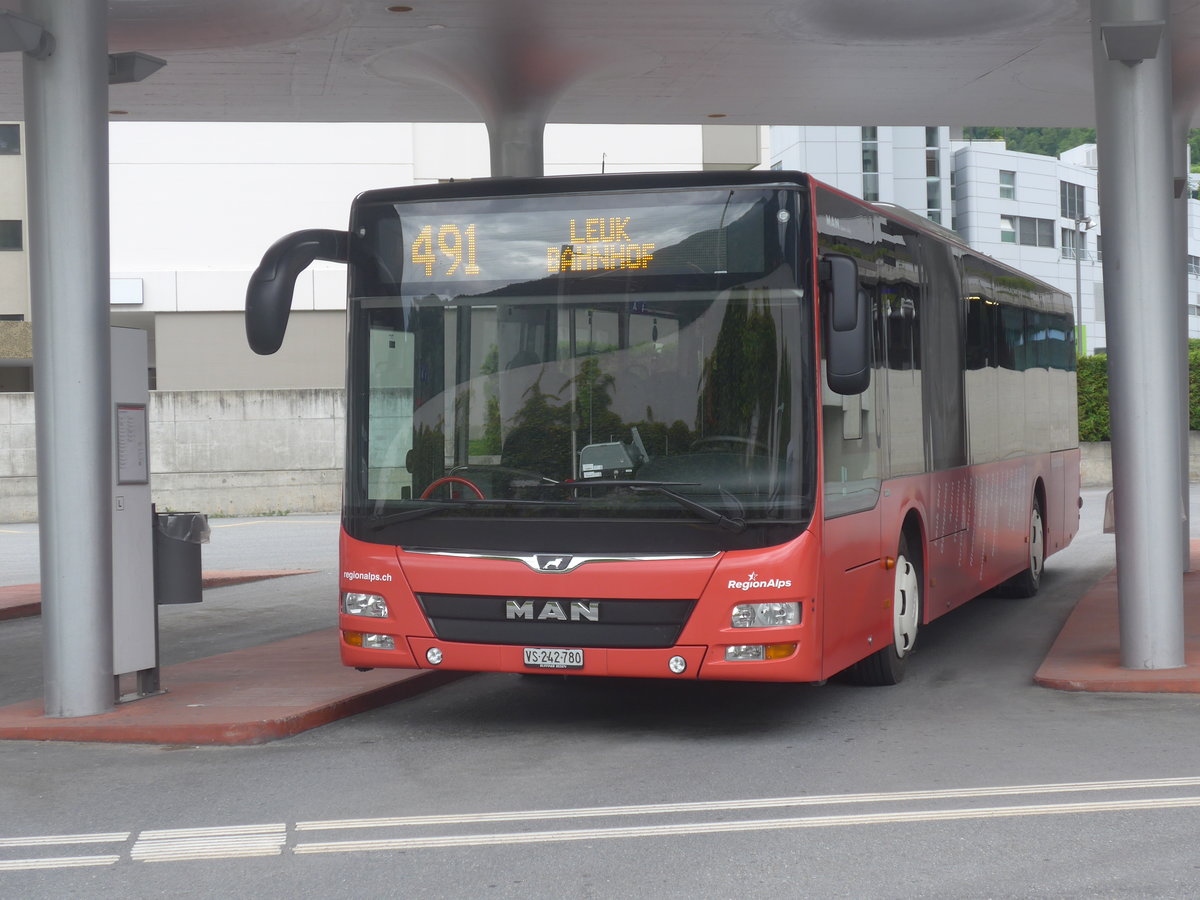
537 556 571 571
506 599 600 622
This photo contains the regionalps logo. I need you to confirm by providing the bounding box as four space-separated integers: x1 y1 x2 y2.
728 571 793 592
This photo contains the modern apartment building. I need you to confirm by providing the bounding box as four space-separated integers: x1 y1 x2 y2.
951 140 1110 355
769 123 1200 356
0 122 30 392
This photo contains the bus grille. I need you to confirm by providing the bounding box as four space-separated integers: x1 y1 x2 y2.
416 594 696 649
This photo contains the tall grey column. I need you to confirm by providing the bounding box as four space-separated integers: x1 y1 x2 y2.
1091 0 1186 669
1172 111 1192 573
22 0 115 714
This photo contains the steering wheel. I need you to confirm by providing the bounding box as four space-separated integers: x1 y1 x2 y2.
420 476 486 500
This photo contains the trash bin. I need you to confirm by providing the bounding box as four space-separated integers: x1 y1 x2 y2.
153 511 210 604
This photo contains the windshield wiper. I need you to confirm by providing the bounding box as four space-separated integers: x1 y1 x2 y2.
367 499 551 531
567 479 747 533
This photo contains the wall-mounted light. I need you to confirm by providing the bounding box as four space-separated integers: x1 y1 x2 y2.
108 51 167 85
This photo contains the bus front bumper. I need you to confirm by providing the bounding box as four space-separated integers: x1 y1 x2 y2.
341 634 821 682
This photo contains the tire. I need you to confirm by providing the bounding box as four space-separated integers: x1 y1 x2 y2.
998 499 1044 599
850 533 921 686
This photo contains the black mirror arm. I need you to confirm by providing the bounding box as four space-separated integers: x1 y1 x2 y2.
245 229 349 355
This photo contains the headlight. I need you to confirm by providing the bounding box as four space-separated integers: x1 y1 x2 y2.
342 592 389 618
725 643 796 662
731 601 801 628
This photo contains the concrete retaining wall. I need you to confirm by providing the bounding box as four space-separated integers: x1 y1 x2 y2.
0 389 344 523
2 387 1196 523
1080 435 1200 488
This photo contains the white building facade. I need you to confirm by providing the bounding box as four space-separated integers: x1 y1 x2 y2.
769 124 1200 357
0 121 764 392
769 125 953 226
951 140 1110 355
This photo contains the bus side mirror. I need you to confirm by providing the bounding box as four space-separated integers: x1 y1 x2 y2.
246 229 349 355
820 254 871 395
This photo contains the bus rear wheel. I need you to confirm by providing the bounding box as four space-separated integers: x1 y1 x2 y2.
850 533 921 686
998 499 1044 598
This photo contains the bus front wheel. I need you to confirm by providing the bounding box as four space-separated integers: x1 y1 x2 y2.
850 533 921 686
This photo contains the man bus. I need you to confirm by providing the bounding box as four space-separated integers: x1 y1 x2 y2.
246 170 1079 686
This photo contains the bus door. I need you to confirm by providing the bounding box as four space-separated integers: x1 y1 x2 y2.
815 198 886 677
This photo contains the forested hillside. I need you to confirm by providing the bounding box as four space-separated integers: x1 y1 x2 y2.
962 126 1200 169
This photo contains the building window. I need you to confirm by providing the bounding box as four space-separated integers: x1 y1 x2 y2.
862 126 879 202
1190 304 1200 318
1002 215 1053 247
1015 216 1054 248
926 178 941 212
1060 181 1086 220
863 173 879 202
999 170 1016 200
924 127 941 215
1189 254 1200 277
927 211 942 225
0 220 22 250
0 124 19 155
1062 228 1087 260
1094 282 1104 323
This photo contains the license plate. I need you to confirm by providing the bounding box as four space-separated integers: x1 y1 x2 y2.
523 647 584 669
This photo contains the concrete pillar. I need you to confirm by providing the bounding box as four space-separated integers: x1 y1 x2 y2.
1091 0 1186 669
1172 111 1192 572
22 0 115 714
487 107 547 178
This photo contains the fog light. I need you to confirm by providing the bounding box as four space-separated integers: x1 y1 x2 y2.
668 655 687 674
426 647 443 665
725 644 765 661
362 633 394 650
731 601 800 628
342 592 389 618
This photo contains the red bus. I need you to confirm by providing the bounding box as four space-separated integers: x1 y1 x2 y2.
247 171 1079 685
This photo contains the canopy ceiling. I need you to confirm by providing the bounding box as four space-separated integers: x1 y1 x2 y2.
1 1 1199 128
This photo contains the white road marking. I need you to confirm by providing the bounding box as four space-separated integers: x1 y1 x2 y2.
131 823 287 863
0 832 129 848
294 774 1200 831
294 795 1200 855
0 855 121 872
3 776 1199 871
0 833 129 873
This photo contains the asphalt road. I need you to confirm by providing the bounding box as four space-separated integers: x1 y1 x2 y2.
1 490 1199 898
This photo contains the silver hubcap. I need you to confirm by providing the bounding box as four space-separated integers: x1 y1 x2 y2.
1029 507 1044 582
893 553 919 657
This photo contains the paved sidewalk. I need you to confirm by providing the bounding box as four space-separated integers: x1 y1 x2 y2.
0 628 463 745
1 549 1198 746
1033 544 1200 692
0 570 317 621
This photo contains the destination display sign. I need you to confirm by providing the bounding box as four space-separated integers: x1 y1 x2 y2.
384 188 777 292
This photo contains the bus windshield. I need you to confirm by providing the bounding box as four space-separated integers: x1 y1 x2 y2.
344 185 816 551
